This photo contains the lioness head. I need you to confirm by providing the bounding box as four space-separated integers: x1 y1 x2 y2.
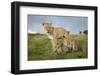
42 22 53 34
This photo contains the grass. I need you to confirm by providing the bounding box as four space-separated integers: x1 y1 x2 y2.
28 34 88 61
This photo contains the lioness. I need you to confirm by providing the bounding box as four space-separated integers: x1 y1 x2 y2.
42 22 69 53
42 22 69 39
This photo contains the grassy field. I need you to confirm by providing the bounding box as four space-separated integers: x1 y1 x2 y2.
28 33 88 61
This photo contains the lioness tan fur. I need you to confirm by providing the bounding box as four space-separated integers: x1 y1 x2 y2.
42 22 69 39
42 22 70 53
